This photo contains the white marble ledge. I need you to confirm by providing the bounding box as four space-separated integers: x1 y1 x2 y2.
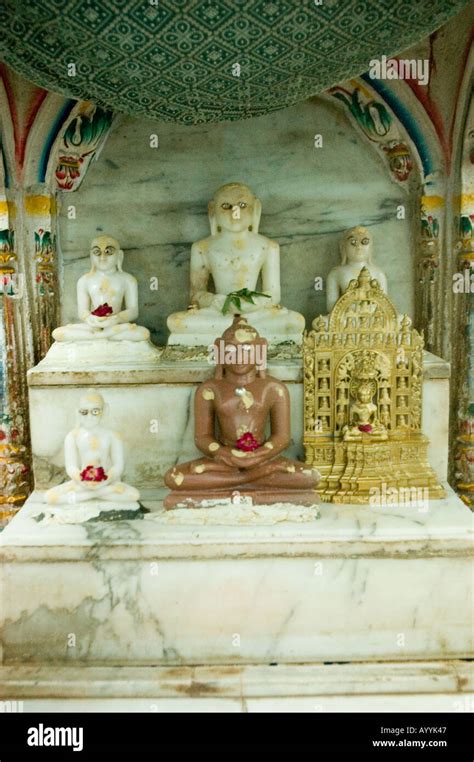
1 486 472 562
2 661 471 700
27 358 303 386
5 695 471 713
26 351 448 386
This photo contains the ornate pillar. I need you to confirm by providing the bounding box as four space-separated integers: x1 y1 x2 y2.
0 93 113 521
0 194 34 517
0 188 60 520
416 193 445 355
24 189 60 361
452 181 474 504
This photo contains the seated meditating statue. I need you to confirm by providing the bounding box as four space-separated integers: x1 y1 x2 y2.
52 234 150 342
343 380 388 442
323 226 388 315
45 390 140 505
163 316 320 509
167 183 305 346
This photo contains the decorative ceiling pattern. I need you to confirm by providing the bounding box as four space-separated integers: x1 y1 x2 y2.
0 0 469 124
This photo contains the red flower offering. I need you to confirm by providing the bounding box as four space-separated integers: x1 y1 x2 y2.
358 424 373 433
80 465 108 482
235 432 260 452
91 303 113 317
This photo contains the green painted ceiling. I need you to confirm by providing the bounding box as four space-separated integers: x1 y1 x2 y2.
0 0 469 124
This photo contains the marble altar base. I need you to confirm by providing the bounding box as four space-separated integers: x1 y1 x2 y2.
1 487 472 679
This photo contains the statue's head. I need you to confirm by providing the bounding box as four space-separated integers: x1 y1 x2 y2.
77 390 104 429
356 382 374 404
340 226 373 265
213 316 267 378
208 183 262 235
90 234 123 273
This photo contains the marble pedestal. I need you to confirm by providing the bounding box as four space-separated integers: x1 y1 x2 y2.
1 487 472 703
35 338 162 369
27 351 450 493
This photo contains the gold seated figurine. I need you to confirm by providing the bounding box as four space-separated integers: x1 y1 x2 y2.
342 380 388 441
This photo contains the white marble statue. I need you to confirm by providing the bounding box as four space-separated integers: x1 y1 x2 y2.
52 234 150 342
325 226 388 313
44 390 140 506
167 182 305 346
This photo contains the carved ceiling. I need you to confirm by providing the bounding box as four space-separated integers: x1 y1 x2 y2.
0 0 469 124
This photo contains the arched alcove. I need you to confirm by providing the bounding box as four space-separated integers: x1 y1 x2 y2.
57 94 421 345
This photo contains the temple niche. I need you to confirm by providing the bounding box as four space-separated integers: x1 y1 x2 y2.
0 0 472 718
25 92 435 498
57 96 415 347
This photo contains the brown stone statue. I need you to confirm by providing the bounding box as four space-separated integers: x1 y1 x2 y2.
164 316 319 509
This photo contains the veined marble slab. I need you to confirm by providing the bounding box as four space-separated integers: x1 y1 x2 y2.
27 352 450 490
1 487 472 666
1 663 472 707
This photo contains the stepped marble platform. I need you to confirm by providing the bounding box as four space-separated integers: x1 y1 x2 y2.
1 486 472 701
27 351 450 491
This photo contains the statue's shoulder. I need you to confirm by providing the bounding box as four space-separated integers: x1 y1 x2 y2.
266 375 288 397
258 233 279 251
192 235 213 252
197 379 218 398
77 271 92 285
121 270 137 284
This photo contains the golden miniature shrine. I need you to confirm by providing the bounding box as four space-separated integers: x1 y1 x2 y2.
303 268 445 503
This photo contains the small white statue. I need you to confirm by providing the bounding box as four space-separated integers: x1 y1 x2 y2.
325 226 388 313
44 390 140 506
167 182 305 346
52 234 150 342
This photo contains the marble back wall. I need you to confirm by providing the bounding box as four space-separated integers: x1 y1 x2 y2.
59 97 417 346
